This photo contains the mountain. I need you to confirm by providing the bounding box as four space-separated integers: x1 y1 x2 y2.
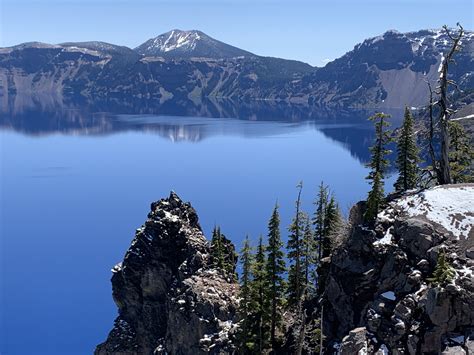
0 28 472 110
291 29 474 108
135 29 255 59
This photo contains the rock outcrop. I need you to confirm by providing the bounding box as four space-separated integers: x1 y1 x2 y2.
95 192 239 355
323 184 474 354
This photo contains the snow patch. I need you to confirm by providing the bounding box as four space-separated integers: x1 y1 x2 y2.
111 262 123 273
452 114 474 121
393 186 474 239
374 227 394 246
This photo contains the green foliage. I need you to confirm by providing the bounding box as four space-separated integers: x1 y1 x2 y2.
210 226 236 279
428 251 455 286
313 182 342 260
394 107 420 192
265 203 286 349
449 121 474 183
211 226 225 269
287 182 305 306
250 235 271 353
364 113 392 223
238 236 253 352
302 214 317 296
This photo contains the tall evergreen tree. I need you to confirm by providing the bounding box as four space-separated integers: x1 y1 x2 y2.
238 236 254 352
211 226 237 280
265 203 286 350
302 214 316 297
313 182 328 261
250 235 270 353
322 195 341 258
364 113 392 223
394 107 420 192
287 182 305 306
313 182 342 259
449 121 474 183
211 226 225 269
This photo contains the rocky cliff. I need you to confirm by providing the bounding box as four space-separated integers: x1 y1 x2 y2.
95 192 239 355
322 184 474 354
1 28 472 109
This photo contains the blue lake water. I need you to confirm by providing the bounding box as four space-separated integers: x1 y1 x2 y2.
0 104 399 354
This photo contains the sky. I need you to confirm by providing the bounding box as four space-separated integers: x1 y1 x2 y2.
0 0 472 66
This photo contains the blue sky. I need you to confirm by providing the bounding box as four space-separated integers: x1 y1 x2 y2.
0 0 472 66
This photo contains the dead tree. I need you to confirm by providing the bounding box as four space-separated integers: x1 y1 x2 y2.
430 24 464 185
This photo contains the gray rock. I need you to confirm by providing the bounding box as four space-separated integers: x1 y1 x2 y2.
442 345 466 354
95 192 239 355
339 327 367 355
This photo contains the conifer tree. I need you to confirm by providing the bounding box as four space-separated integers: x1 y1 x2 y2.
211 226 225 269
211 226 237 280
322 195 341 258
302 214 316 296
313 182 342 259
364 113 392 223
449 121 474 183
250 235 270 352
428 251 455 286
287 182 305 306
313 182 328 261
394 107 420 192
238 236 253 352
265 203 286 350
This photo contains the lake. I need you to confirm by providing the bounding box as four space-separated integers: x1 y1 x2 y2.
0 100 400 354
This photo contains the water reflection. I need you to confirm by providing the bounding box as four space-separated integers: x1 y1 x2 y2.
0 95 403 164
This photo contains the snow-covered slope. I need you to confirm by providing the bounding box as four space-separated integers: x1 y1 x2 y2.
135 29 255 59
379 184 474 240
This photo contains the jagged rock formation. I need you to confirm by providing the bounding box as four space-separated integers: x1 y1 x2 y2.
322 184 474 354
95 192 239 355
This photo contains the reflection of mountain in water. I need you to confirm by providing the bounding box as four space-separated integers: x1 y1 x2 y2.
0 96 403 163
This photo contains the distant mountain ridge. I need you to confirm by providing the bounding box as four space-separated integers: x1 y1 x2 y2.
0 28 472 109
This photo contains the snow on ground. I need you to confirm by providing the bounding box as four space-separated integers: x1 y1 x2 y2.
452 114 474 121
393 185 474 240
374 227 394 246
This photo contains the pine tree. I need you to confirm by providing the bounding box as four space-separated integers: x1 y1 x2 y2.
394 107 420 192
449 121 474 183
287 182 305 306
211 226 225 269
322 195 341 258
364 113 392 223
211 226 237 280
265 203 286 350
302 214 316 297
313 182 342 259
250 235 270 353
313 182 328 261
238 236 254 352
428 251 455 286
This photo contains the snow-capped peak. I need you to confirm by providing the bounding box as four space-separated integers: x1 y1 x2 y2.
134 29 254 59
152 29 202 53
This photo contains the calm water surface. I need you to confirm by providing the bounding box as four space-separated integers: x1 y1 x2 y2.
0 105 399 354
